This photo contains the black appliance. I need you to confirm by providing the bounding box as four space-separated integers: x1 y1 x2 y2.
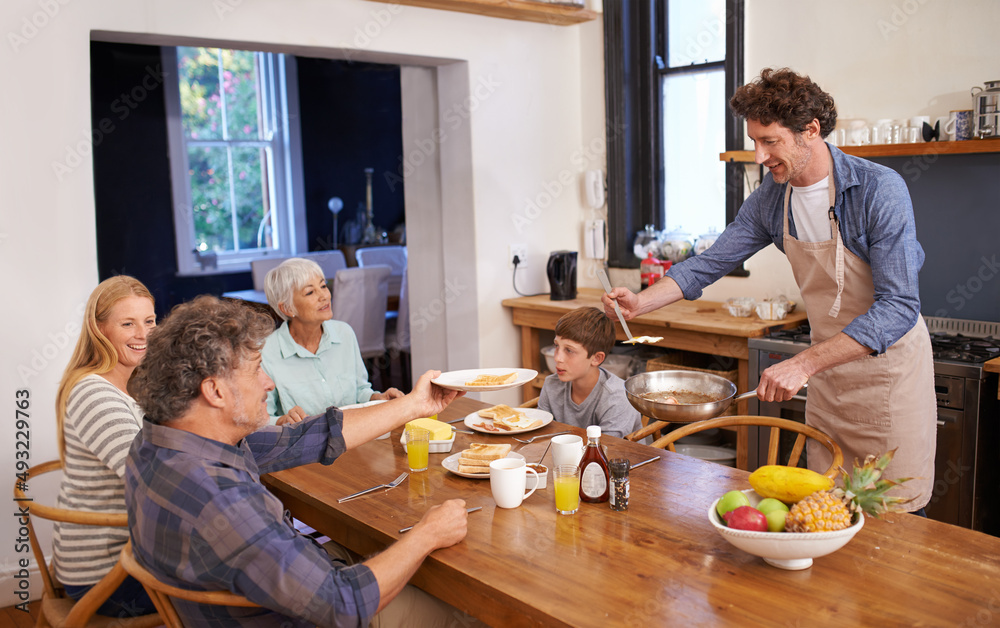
546 251 577 301
747 318 1000 535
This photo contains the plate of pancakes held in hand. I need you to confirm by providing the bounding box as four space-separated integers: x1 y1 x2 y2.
442 443 525 478
463 404 554 435
430 368 538 392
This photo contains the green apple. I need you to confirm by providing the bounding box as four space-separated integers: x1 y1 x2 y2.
756 497 790 516
716 490 751 518
765 509 787 532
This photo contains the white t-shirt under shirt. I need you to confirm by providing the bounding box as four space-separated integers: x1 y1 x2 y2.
790 176 831 243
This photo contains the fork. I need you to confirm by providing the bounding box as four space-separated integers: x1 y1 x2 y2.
512 430 571 444
337 472 408 503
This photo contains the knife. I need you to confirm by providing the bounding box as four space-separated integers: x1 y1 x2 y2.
597 269 635 341
630 456 661 470
399 506 482 533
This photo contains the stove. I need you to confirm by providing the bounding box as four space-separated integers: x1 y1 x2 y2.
748 317 999 534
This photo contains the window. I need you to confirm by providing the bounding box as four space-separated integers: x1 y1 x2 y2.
604 0 744 268
163 46 305 275
661 0 726 236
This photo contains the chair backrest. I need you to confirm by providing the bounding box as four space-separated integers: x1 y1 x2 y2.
650 415 844 478
394 268 410 351
14 460 161 628
120 541 260 628
250 251 348 290
355 246 406 298
331 265 392 359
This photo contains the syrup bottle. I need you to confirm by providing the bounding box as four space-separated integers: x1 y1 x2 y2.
579 425 610 503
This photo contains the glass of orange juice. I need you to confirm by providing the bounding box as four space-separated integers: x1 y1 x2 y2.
553 465 580 515
405 427 430 472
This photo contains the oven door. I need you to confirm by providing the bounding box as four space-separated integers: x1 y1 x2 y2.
924 406 967 528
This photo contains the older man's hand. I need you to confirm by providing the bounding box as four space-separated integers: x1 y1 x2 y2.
408 370 464 417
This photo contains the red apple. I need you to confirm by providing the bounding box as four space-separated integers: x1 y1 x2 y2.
723 506 768 531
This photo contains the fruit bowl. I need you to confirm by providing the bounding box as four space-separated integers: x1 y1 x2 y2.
708 489 864 570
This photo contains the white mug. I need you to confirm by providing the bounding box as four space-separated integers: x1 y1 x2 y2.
489 458 538 509
909 116 931 142
934 116 952 141
551 434 584 468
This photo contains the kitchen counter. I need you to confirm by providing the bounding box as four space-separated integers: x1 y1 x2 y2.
502 289 808 455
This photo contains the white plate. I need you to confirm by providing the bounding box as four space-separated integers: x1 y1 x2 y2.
431 368 538 392
463 408 554 435
441 451 525 479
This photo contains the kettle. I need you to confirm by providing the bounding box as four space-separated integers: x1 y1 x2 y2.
546 251 578 301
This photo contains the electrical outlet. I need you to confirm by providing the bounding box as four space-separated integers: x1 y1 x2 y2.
508 244 527 269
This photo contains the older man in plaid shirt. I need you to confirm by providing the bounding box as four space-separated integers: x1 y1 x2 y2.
124 296 476 627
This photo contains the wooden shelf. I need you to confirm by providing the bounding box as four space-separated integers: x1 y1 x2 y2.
720 138 1000 163
366 0 597 25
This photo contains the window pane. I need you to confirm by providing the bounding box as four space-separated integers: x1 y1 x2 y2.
231 146 271 250
188 145 233 252
178 47 224 140
223 50 262 140
662 69 726 237
667 0 726 67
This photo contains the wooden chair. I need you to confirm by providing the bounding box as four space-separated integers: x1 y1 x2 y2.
518 397 539 408
648 416 844 478
13 460 162 628
119 540 260 628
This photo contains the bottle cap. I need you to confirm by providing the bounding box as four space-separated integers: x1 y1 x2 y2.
586 425 602 438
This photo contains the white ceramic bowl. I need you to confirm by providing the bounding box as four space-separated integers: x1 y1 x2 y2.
708 489 864 570
725 297 755 317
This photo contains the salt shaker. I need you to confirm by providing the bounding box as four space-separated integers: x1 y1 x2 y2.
609 458 630 511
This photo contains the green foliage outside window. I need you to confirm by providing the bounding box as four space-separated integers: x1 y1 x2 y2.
177 47 272 253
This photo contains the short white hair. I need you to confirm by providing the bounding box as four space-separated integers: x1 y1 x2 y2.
264 258 325 321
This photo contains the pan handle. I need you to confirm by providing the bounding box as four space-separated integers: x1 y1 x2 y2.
736 381 808 403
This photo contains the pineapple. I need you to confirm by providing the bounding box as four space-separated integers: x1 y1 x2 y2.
785 449 913 533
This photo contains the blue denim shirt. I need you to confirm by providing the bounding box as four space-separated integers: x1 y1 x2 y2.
667 143 924 354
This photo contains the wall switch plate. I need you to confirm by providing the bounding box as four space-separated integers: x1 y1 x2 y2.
509 243 527 269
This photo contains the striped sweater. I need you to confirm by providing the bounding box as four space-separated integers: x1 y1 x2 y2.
53 374 142 586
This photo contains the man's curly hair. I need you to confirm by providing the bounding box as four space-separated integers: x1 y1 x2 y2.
129 295 275 425
730 68 837 138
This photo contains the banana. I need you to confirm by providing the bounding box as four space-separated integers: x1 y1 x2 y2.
748 465 834 504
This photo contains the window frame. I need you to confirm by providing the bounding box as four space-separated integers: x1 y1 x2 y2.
162 46 307 276
604 0 745 272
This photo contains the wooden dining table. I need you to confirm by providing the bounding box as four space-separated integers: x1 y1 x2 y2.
262 396 1000 627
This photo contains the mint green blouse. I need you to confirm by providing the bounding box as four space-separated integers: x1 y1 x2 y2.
261 320 375 424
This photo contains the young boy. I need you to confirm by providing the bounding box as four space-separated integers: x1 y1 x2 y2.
537 307 641 439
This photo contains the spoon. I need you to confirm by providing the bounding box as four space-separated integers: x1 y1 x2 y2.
597 269 663 345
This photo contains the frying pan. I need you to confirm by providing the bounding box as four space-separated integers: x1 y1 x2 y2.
624 370 759 423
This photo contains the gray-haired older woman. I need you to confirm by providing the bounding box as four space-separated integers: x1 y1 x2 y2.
261 258 403 426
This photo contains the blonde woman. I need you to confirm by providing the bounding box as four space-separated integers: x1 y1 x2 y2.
53 276 156 617
262 257 404 426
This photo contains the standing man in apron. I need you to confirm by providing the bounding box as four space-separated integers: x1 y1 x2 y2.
602 68 935 513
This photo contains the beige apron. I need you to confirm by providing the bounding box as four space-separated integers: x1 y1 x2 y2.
782 158 936 510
